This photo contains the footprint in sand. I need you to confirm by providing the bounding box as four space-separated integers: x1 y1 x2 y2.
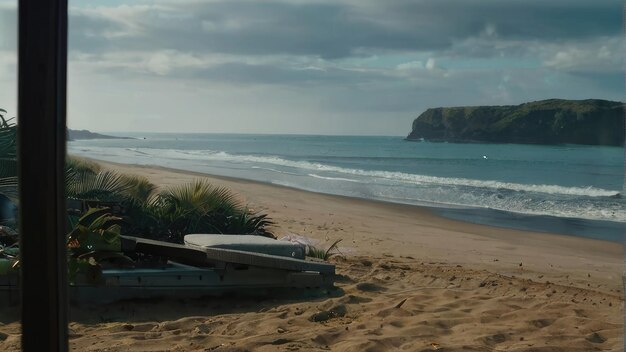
483 333 507 345
586 332 607 344
530 319 554 328
341 295 373 304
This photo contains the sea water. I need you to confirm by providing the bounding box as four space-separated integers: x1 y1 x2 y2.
68 133 626 242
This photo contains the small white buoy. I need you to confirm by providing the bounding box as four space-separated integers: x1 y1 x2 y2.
483 155 488 159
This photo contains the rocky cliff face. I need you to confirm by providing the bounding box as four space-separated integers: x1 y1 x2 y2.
407 99 624 146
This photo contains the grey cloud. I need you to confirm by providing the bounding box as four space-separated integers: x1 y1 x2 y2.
69 11 124 52
1 0 622 136
69 2 442 58
187 63 389 85
67 0 622 59
86 55 396 86
390 0 620 41
327 67 623 117
3 0 622 64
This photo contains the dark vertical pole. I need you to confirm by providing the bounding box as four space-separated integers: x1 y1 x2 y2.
17 0 68 351
622 6 626 352
622 4 626 194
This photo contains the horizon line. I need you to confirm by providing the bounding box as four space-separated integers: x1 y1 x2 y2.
68 130 407 138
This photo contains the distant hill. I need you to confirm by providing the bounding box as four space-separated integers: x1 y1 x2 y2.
68 129 133 141
406 99 624 146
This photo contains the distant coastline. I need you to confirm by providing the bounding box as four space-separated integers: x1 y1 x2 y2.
68 129 134 141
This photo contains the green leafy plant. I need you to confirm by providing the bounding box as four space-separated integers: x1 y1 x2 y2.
66 169 134 203
67 207 132 283
0 243 19 275
124 175 156 203
0 207 132 283
67 207 123 253
307 239 343 260
127 180 275 243
65 157 157 204
223 210 275 238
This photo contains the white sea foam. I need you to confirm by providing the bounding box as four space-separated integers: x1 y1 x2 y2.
149 148 619 198
68 145 625 223
307 174 361 183
69 146 620 198
250 166 301 176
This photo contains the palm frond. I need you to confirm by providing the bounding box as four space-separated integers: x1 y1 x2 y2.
66 170 134 202
0 159 17 179
0 177 18 201
122 175 156 203
221 210 275 237
161 179 241 214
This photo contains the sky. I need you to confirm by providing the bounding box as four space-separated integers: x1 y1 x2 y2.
0 0 623 135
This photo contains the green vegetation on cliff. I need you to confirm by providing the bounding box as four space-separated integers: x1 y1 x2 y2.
406 99 624 146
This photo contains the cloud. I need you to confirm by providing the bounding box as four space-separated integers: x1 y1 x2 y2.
0 0 623 135
397 61 424 70
425 58 436 70
542 38 622 72
65 0 620 58
397 58 437 72
60 0 623 93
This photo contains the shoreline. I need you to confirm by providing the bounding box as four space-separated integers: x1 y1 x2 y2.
87 157 623 284
68 140 626 234
85 156 622 244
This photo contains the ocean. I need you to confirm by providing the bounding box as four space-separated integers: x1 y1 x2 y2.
68 133 626 242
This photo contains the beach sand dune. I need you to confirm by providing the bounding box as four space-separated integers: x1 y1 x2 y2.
0 161 623 351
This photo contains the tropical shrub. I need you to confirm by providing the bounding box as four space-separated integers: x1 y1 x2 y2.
125 180 275 243
63 160 275 241
66 207 132 283
0 207 128 283
67 207 123 254
124 175 157 203
64 168 275 242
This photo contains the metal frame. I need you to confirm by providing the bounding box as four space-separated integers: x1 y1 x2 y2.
17 0 69 351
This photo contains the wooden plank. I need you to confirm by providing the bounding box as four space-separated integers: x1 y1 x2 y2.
122 236 335 274
121 236 221 267
201 247 335 274
0 260 335 305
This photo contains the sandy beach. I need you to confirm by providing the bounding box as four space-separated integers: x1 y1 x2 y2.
1 160 624 351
